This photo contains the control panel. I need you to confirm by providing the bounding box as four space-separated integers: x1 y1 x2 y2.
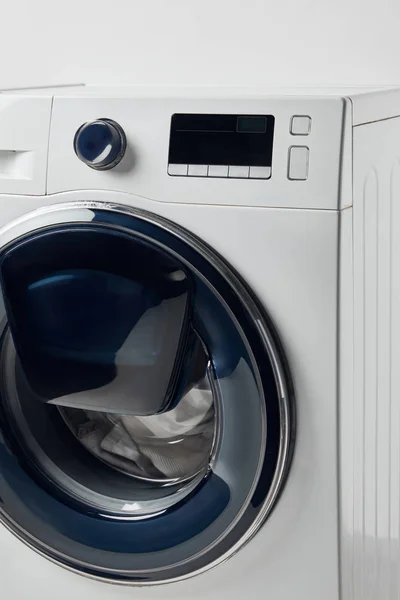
168 114 274 179
47 94 346 209
71 112 314 183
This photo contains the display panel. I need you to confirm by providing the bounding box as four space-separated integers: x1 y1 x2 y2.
168 114 274 168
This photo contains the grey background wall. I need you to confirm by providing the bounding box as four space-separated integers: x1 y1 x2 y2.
1 0 399 89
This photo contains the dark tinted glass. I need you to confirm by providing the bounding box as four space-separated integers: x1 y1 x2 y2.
168 113 275 166
0 227 195 415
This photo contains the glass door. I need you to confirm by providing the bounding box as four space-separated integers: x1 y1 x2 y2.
0 202 294 583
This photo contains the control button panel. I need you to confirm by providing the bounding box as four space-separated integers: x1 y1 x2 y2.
288 146 309 180
168 164 272 179
167 114 314 181
290 115 311 136
168 113 274 180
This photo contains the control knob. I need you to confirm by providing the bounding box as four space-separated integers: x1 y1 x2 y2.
73 119 126 170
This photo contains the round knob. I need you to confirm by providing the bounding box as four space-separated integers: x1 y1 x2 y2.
73 119 127 170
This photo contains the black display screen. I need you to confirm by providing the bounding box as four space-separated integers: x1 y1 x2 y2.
168 114 274 167
236 116 267 133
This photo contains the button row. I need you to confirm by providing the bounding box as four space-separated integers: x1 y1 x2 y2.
168 164 271 179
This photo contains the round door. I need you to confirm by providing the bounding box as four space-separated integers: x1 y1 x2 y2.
0 201 294 584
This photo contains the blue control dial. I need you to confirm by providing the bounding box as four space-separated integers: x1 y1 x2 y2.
73 119 127 170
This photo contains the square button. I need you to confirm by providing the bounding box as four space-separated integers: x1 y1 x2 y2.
208 165 229 177
290 116 311 136
168 163 188 176
188 164 208 177
228 166 249 179
249 166 271 179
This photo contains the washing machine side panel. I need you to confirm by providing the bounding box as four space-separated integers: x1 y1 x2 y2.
342 116 400 600
0 96 52 195
338 205 354 600
0 193 340 600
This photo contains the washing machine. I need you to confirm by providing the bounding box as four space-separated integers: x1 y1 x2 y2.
0 85 399 600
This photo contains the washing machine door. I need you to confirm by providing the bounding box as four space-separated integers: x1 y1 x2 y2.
0 202 294 584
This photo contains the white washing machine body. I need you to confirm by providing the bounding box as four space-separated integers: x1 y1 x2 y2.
0 85 398 600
